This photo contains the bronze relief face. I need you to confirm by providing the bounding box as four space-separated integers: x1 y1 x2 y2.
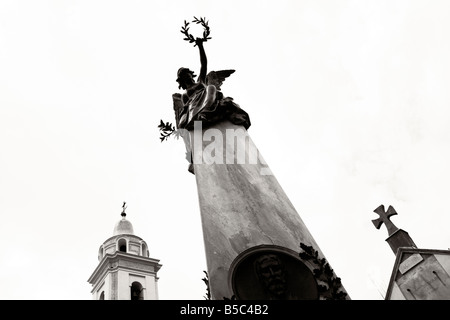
230 246 319 300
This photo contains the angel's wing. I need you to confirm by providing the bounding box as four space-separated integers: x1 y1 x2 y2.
172 93 184 128
206 69 235 91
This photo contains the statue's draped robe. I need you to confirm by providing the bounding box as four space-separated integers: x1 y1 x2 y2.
173 82 250 131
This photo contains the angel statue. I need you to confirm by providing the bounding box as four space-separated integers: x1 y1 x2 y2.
172 18 250 131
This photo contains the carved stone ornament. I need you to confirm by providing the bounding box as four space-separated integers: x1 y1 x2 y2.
229 245 319 300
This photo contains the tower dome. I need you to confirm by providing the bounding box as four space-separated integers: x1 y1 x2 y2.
113 202 134 235
113 216 134 235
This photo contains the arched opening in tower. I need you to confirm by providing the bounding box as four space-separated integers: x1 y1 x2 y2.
130 282 144 300
141 242 148 257
118 238 127 253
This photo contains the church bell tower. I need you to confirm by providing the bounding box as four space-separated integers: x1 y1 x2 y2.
87 203 162 300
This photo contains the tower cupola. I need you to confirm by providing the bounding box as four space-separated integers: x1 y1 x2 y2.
88 202 162 300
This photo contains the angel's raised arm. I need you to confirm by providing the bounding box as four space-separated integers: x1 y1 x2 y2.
196 38 207 84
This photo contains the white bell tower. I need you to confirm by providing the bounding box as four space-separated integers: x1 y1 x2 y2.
87 203 162 300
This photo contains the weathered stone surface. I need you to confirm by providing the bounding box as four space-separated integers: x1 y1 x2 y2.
188 120 332 299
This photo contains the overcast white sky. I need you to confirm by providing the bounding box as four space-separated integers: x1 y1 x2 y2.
1 0 450 300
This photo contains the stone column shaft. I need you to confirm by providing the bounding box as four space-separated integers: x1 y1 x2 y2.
189 121 333 299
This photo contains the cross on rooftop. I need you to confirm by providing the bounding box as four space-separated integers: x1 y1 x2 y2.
372 204 399 236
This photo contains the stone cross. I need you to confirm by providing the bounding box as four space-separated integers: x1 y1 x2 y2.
372 205 399 236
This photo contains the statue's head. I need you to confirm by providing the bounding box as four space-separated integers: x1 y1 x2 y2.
176 67 196 89
254 254 288 299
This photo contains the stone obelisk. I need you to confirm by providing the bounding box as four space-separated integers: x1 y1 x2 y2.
166 17 349 300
